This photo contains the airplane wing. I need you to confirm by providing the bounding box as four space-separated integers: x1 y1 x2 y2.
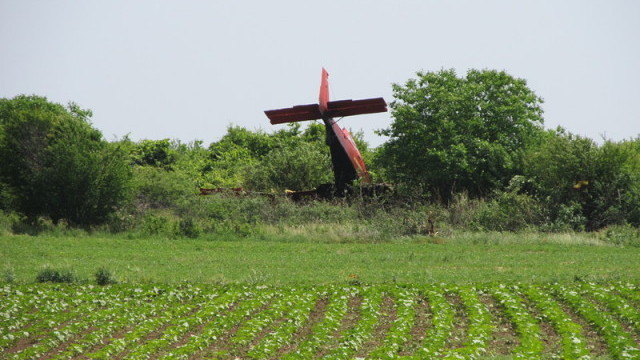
265 98 386 125
264 104 322 124
325 98 387 118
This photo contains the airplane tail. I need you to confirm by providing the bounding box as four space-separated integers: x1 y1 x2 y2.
319 68 330 113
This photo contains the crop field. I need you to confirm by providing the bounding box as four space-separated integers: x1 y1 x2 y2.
2 283 640 359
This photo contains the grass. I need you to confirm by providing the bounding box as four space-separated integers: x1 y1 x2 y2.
1 231 638 285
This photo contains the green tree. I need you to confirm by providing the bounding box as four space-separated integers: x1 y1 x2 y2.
376 69 544 201
524 129 640 230
0 95 131 226
130 139 177 168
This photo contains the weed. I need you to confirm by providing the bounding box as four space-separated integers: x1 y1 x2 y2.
0 211 20 235
95 267 118 285
602 224 640 247
3 266 16 283
245 269 270 285
140 214 172 236
36 267 77 283
175 218 201 238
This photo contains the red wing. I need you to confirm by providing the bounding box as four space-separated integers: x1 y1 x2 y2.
264 104 323 124
265 98 386 124
325 98 387 118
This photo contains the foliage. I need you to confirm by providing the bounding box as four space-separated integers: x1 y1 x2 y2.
0 211 19 236
601 224 640 247
129 139 177 169
35 267 77 283
472 190 545 232
95 267 118 285
3 267 16 283
524 129 640 230
131 166 194 209
203 138 257 188
138 213 174 236
3 283 640 358
210 125 288 159
0 95 132 226
376 69 544 201
3 74 639 235
204 123 334 190
175 217 202 238
244 141 332 191
198 123 370 191
170 140 212 187
445 185 545 233
550 283 640 359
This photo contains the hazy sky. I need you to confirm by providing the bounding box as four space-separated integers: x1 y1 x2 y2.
1 1 638 147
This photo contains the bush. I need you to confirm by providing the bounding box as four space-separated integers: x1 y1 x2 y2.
139 214 173 236
95 267 118 285
373 204 443 237
524 130 640 230
447 192 484 229
132 166 195 209
36 267 77 283
175 218 201 238
544 202 588 232
244 141 332 192
601 224 640 247
0 211 19 235
0 96 132 226
130 139 177 168
472 191 544 232
3 267 16 283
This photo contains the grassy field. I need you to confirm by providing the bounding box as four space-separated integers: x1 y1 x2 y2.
2 232 639 285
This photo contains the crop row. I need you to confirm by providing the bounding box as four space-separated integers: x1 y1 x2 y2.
1 283 639 359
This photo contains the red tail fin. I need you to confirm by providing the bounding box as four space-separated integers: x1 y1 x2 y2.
319 68 330 114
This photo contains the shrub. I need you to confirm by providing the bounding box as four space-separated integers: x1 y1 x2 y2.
3 267 16 283
447 192 484 229
139 214 173 236
0 211 19 236
36 267 76 283
0 96 132 226
132 166 195 209
95 267 118 285
472 191 544 232
243 141 332 192
130 139 177 168
545 202 588 232
175 218 201 238
601 224 640 247
524 130 640 230
377 205 442 237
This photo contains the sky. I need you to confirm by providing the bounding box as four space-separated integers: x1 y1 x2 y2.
1 0 639 147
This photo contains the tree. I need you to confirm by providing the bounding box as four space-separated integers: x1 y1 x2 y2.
524 129 640 230
376 69 544 200
0 95 131 226
130 139 177 169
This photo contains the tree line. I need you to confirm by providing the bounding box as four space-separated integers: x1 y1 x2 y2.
1 69 639 232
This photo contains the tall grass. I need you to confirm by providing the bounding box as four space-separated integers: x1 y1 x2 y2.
4 190 638 245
